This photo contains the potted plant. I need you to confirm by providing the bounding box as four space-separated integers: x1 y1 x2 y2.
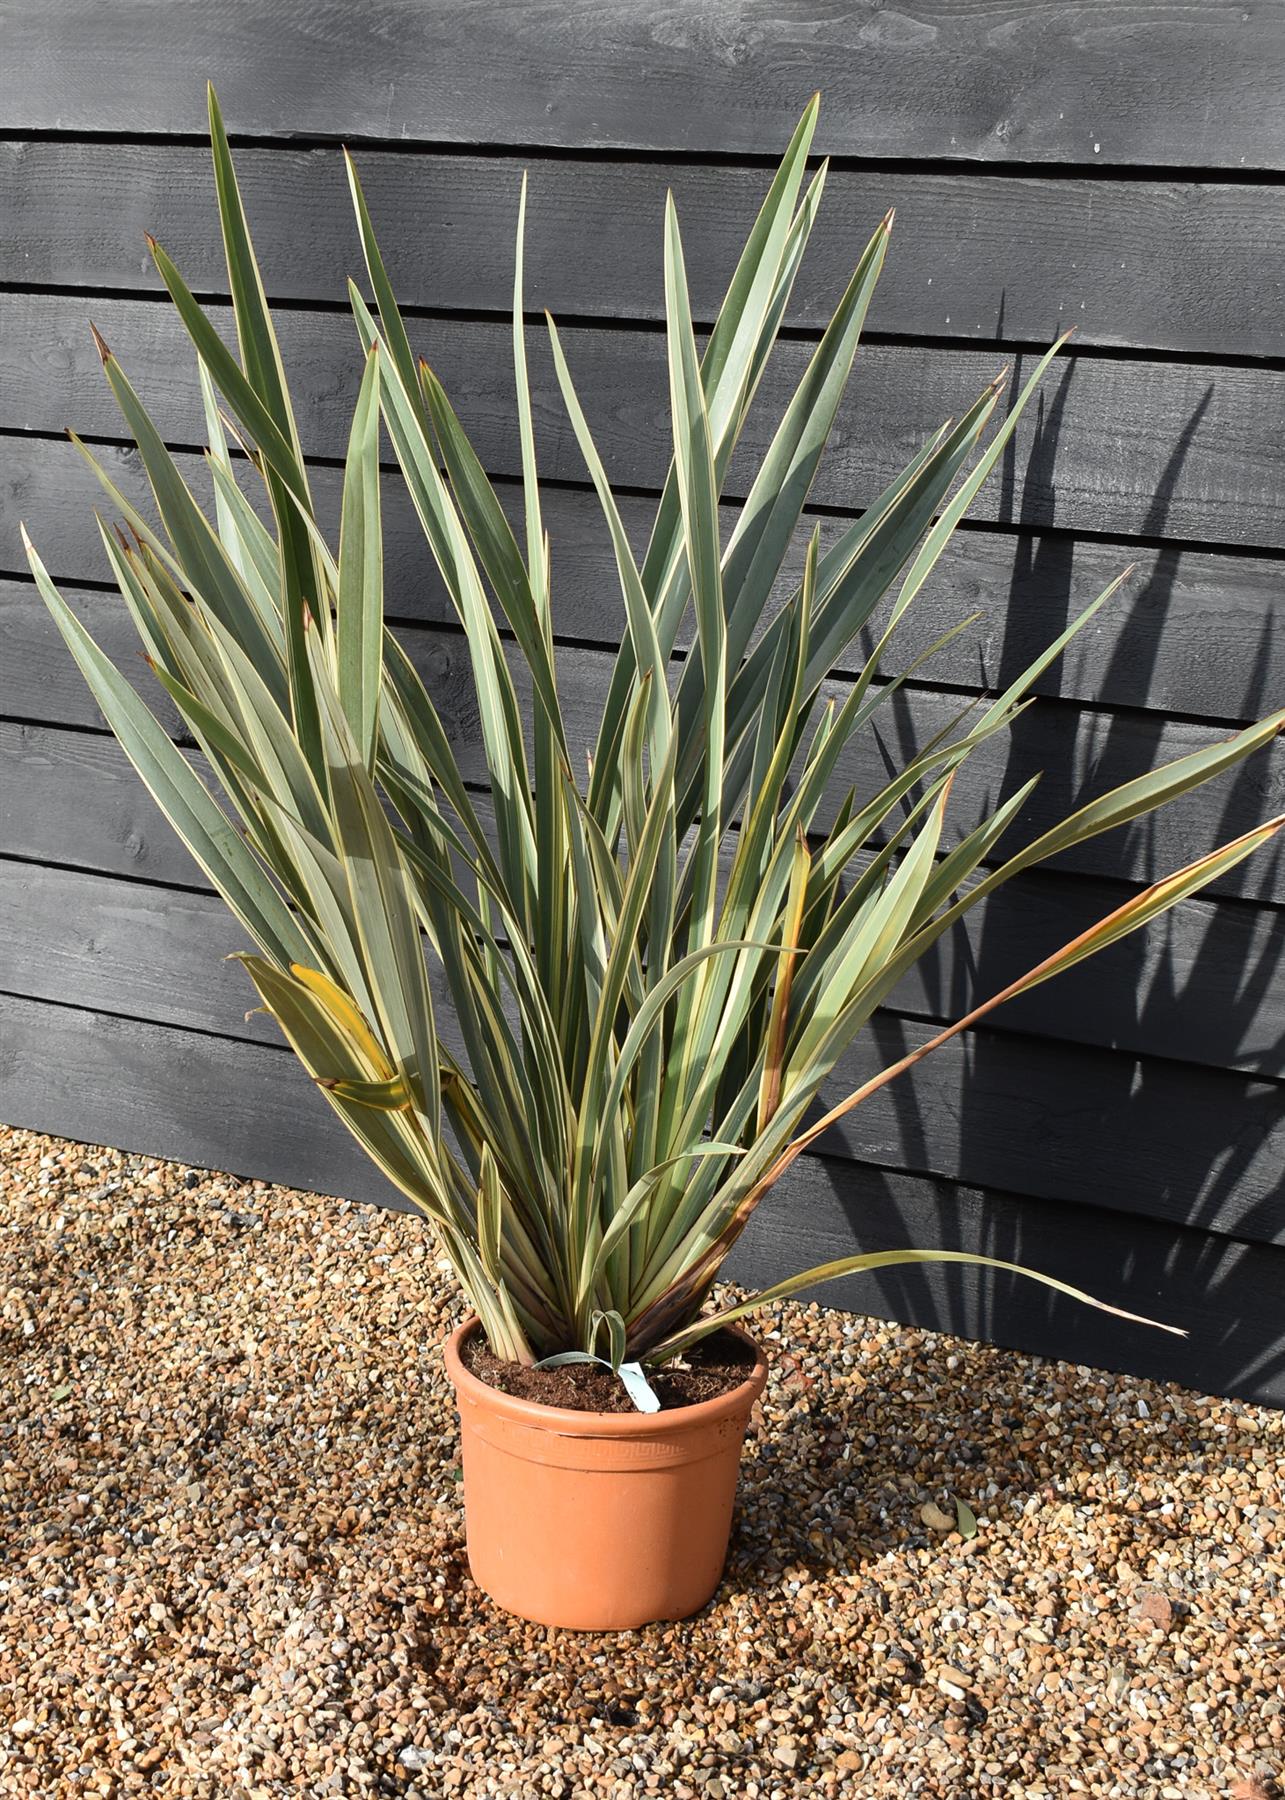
25 90 1282 1631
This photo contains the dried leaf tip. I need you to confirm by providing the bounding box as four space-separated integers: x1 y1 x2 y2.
88 321 112 365
881 206 896 231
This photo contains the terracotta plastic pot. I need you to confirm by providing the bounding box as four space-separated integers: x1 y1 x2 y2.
444 1318 769 1630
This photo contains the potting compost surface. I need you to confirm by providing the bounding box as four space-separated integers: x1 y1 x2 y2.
461 1325 755 1411
0 1125 1280 1798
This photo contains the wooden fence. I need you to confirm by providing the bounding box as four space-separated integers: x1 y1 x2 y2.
2 0 1282 1400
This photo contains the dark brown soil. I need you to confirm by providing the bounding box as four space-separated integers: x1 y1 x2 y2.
460 1326 757 1413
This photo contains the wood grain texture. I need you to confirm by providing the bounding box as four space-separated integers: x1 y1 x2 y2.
6 139 1284 357
8 443 1285 727
1 988 1281 1404
1 0 1282 171
7 294 1285 549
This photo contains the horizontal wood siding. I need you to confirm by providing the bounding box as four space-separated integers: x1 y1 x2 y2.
3 990 1281 1404
10 293 1285 547
2 1 1282 1401
8 141 1284 357
5 0 1284 168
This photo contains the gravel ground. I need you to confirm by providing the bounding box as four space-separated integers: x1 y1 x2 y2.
0 1124 1281 1800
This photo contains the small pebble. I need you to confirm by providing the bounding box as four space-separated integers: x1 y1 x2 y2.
919 1502 957 1534
1132 1590 1175 1632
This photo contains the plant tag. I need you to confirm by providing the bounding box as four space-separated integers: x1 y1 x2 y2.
616 1361 662 1414
533 1351 662 1414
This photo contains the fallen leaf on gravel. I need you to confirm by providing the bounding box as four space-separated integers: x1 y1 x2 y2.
954 1497 978 1540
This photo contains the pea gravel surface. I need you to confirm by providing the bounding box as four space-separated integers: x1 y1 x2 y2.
1 1126 1280 1800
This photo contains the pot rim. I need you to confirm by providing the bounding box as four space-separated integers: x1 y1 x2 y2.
444 1315 768 1437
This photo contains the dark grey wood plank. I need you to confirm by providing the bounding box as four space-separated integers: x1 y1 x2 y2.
4 856 1282 1239
803 1010 1285 1247
2 0 1281 172
5 747 1282 1083
726 1152 1285 1410
1 988 1281 1405
0 861 279 1045
0 856 473 1062
0 987 411 1209
0 720 200 887
389 633 1285 904
7 140 1284 358
6 606 1285 905
9 440 1285 726
7 293 1285 549
5 720 1274 1080
906 863 1285 1084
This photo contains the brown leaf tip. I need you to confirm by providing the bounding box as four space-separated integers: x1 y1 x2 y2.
88 322 112 365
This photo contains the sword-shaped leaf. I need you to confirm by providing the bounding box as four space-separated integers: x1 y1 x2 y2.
336 344 384 771
25 529 313 974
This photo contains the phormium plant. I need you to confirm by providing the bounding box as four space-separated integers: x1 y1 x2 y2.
27 91 1284 1399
